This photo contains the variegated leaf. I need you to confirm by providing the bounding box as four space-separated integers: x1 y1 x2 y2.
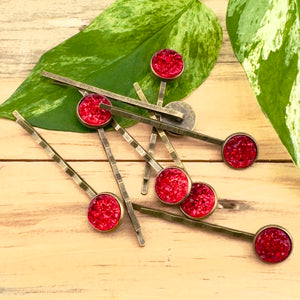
227 0 300 167
0 0 222 132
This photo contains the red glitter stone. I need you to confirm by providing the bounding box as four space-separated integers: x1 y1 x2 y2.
222 134 257 169
78 94 112 127
87 193 122 232
154 167 190 204
151 49 184 79
180 182 216 219
254 226 292 263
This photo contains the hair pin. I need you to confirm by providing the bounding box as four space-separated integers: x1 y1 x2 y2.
139 49 196 194
13 110 126 234
132 203 292 264
137 81 167 195
150 49 196 135
99 103 258 169
98 127 145 246
74 89 145 246
41 71 184 122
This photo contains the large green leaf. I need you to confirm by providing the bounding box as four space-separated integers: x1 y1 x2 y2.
0 0 222 132
227 0 300 167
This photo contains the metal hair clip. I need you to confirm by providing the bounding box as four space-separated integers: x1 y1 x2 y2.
139 49 196 195
150 49 196 135
132 203 293 264
13 110 124 234
74 89 145 246
41 71 184 121
98 103 258 169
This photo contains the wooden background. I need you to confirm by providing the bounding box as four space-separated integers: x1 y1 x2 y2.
1 0 300 299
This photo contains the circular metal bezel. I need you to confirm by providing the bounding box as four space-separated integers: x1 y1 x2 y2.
150 49 185 80
221 132 258 170
154 167 192 206
253 224 293 264
161 101 196 136
179 181 218 220
76 93 113 129
87 192 124 233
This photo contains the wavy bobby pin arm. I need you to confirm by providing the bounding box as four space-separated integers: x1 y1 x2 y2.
134 82 185 170
134 82 161 195
13 110 98 199
110 119 163 173
98 128 145 246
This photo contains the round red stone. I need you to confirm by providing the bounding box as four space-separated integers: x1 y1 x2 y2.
222 134 257 169
155 167 190 204
87 193 122 232
151 49 184 79
254 226 292 263
180 182 216 219
78 94 112 127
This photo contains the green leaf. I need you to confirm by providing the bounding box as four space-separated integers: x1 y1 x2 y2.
0 0 222 133
227 0 300 167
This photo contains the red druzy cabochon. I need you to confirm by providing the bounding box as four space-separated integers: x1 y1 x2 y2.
254 226 292 263
155 167 191 204
222 134 257 169
180 182 217 219
88 193 123 232
78 94 112 128
151 49 184 80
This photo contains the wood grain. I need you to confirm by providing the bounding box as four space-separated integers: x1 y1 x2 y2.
0 0 299 299
0 161 299 299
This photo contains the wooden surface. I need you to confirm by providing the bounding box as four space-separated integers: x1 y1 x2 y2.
1 0 300 299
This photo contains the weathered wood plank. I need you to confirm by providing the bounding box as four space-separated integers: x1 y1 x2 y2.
0 161 299 299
